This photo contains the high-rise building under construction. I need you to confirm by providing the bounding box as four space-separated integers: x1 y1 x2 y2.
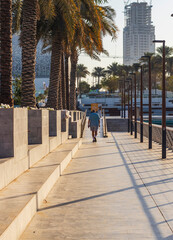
123 1 155 65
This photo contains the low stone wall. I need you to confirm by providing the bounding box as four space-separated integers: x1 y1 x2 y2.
0 108 83 190
69 111 84 138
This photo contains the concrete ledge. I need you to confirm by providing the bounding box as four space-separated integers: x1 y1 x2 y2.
28 144 49 168
49 136 61 152
0 108 28 190
69 120 82 138
0 137 82 240
71 139 82 157
0 156 28 191
0 196 37 240
0 109 75 191
37 165 60 208
61 131 69 143
49 111 61 152
69 111 83 138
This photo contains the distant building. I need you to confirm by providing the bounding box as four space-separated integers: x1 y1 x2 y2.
123 1 155 65
12 35 51 78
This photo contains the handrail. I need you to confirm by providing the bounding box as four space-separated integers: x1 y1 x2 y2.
103 109 108 138
81 110 87 138
133 120 173 151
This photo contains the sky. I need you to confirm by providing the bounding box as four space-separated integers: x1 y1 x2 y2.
78 0 173 85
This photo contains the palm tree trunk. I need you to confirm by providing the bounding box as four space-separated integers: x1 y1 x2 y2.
47 30 62 109
65 54 70 110
0 1 2 96
70 49 78 110
0 0 13 106
77 76 79 94
98 76 100 88
61 52 66 109
58 68 62 109
21 0 37 107
79 77 82 98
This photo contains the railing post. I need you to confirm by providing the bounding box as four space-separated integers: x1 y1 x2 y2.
131 78 133 135
103 110 108 138
128 87 130 133
140 65 143 143
162 41 166 158
148 56 152 149
134 73 137 139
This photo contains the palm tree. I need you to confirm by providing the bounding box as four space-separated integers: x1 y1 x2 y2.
0 0 13 106
65 52 70 110
156 46 173 58
77 64 90 97
20 0 38 107
167 56 173 76
12 0 63 108
140 52 158 91
61 51 66 109
155 48 173 76
77 64 90 88
69 1 118 110
116 64 133 76
46 0 79 109
106 62 119 76
92 67 106 88
69 0 100 110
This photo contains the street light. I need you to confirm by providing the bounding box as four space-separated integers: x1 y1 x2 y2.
137 64 143 143
127 83 130 132
141 55 152 149
119 76 126 118
153 40 166 159
125 78 131 133
123 75 126 119
130 72 137 138
130 78 133 135
118 80 123 118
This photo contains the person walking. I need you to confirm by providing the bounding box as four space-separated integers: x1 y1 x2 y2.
88 110 100 142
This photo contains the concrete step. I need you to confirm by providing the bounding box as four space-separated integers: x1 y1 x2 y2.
0 138 82 240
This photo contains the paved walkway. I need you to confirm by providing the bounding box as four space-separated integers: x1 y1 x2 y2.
21 128 173 240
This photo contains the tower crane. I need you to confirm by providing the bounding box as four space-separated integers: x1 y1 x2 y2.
124 0 130 6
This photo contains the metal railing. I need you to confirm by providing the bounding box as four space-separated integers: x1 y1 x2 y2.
135 121 173 151
80 110 87 138
103 110 108 138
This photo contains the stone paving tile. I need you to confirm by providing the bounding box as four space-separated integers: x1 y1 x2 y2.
20 129 173 239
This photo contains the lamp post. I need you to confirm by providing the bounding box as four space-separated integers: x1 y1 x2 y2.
127 84 130 132
126 79 131 133
138 64 143 143
119 80 123 118
141 55 152 149
134 72 137 139
130 78 133 135
121 83 123 118
130 73 137 138
153 40 166 159
123 75 126 119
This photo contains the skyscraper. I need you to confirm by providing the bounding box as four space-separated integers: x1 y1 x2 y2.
123 1 155 65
